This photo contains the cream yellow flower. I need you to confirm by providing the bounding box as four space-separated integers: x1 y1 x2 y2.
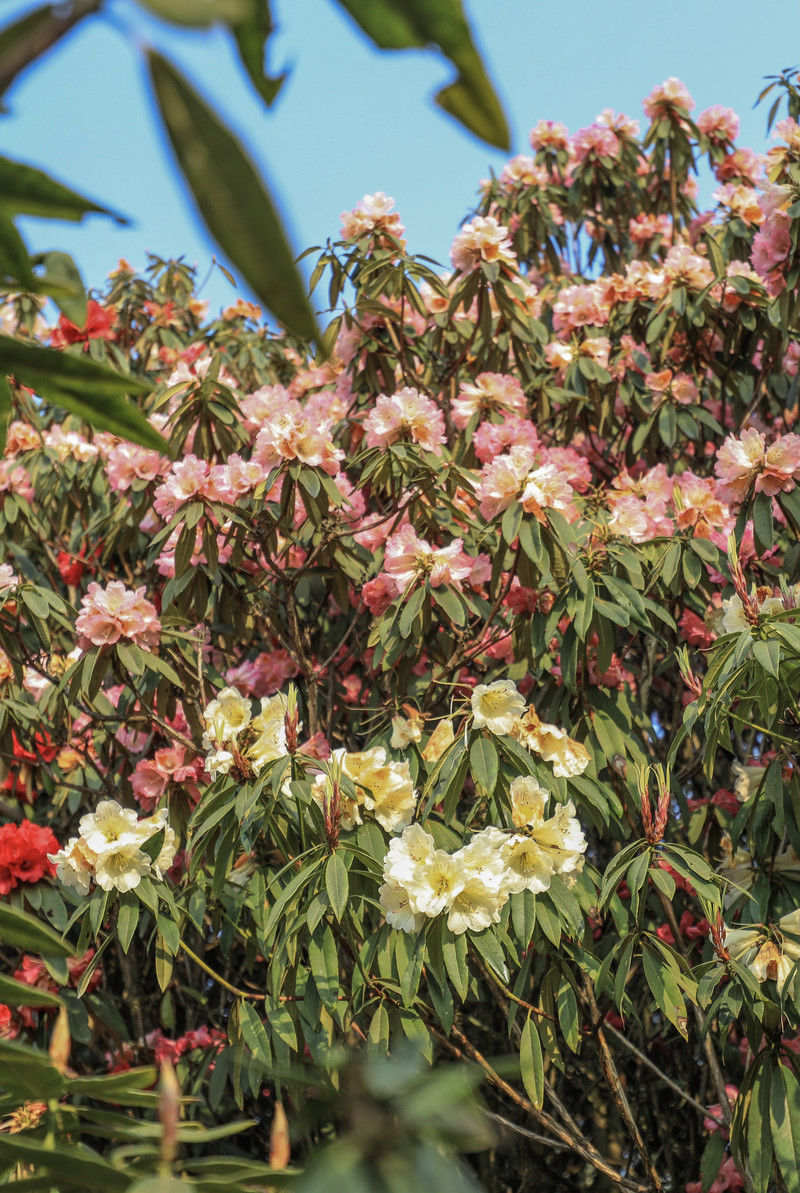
512 709 590 778
471 680 526 735
421 719 455 762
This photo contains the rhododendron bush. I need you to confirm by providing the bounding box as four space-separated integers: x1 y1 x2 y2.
4 69 800 1193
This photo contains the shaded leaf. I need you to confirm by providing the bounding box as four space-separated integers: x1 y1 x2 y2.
0 154 124 222
147 51 320 345
231 0 287 106
334 0 509 150
0 334 167 452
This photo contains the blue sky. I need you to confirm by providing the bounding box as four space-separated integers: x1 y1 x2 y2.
3 0 799 314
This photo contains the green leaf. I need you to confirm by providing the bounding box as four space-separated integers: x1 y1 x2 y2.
309 923 340 1007
469 735 498 793
39 250 87 325
0 1134 120 1189
335 0 509 150
0 902 74 956
0 3 99 101
0 154 124 222
753 637 781 679
700 1130 725 1193
147 51 320 345
230 0 287 106
519 1014 544 1108
138 0 246 24
127 1177 197 1193
0 374 11 453
771 1064 800 1186
116 891 140 953
238 999 270 1064
748 1061 774 1193
0 335 167 452
326 851 349 921
0 214 34 287
0 972 63 1008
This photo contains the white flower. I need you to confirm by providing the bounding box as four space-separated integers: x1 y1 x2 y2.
379 880 426 933
48 837 96 897
404 849 465 917
721 593 784 635
471 680 526 735
476 796 586 895
513 714 590 778
730 760 766 803
390 713 424 749
313 746 417 834
509 775 549 829
383 824 437 885
143 810 177 878
248 692 289 772
446 874 506 935
207 748 235 779
78 799 149 855
93 844 151 893
724 910 800 994
202 687 252 745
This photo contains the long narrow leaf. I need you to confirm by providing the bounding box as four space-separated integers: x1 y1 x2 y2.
0 335 167 452
147 51 320 346
0 155 125 222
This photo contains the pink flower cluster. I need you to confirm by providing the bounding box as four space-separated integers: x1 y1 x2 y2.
363 387 445 454
715 427 800 505
450 215 516 273
76 581 161 651
131 745 204 812
363 525 485 615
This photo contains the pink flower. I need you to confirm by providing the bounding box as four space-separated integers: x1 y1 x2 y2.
529 120 569 151
75 581 161 651
132 745 202 811
363 573 400 616
477 444 537 520
715 428 800 504
643 77 694 120
450 216 516 273
473 415 540 464
226 649 299 698
253 405 343 476
451 373 526 430
131 759 169 811
571 124 620 165
697 105 740 144
0 461 33 503
340 192 405 245
106 443 166 492
363 388 445 453
663 244 715 292
153 455 210 519
383 525 473 590
685 1156 745 1193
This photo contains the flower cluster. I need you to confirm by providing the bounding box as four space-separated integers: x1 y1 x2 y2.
379 776 586 935
312 746 417 834
201 688 290 779
48 799 176 894
75 581 161 651
0 820 59 895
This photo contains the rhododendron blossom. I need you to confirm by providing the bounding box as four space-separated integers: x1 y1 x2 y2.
75 581 161 650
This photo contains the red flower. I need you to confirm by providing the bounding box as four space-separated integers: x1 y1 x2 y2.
56 551 87 586
0 1004 18 1040
50 300 116 349
679 608 715 648
0 820 59 895
12 728 58 766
